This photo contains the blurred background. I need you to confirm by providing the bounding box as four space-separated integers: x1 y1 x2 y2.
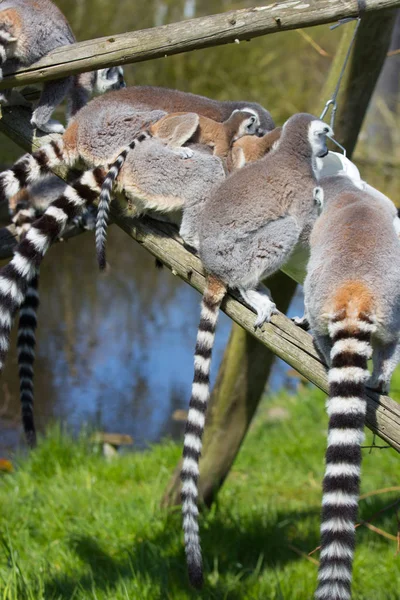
0 0 398 453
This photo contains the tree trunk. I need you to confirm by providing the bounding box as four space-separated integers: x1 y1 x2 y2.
161 271 297 509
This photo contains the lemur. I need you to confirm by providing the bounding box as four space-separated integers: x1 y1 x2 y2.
101 85 275 135
227 125 282 170
95 109 261 269
0 85 273 215
0 85 272 215
180 113 332 588
299 174 400 600
0 0 125 133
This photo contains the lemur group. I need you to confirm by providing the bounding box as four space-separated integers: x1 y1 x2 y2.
1 2 399 599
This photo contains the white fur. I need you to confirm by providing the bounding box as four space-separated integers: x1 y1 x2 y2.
12 253 36 279
328 428 365 446
325 463 361 478
26 228 50 254
184 434 202 453
328 367 369 384
326 396 366 416
187 408 206 429
322 491 358 506
320 518 355 533
192 382 209 403
331 338 371 358
46 206 69 223
182 457 200 477
320 541 353 559
0 276 24 304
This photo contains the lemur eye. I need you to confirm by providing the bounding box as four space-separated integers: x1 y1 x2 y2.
323 126 330 133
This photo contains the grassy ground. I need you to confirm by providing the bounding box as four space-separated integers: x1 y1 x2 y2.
0 381 399 600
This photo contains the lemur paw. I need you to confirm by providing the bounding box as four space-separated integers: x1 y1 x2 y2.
254 301 277 328
174 147 194 159
31 117 65 134
292 315 310 331
367 377 390 396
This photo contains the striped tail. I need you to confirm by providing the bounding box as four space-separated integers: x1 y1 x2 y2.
316 308 375 600
0 139 66 208
17 274 39 448
181 275 226 589
95 132 151 270
0 167 105 373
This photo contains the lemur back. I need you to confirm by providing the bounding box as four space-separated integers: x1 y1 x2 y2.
102 85 275 134
181 114 332 588
302 175 400 600
0 0 125 133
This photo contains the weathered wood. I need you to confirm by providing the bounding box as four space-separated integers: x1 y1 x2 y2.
0 0 399 90
0 95 399 454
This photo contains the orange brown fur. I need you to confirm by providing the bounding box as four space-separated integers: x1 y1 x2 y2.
227 127 282 170
326 280 375 323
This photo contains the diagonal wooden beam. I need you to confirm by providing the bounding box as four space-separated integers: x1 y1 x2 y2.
0 104 399 453
0 1 400 90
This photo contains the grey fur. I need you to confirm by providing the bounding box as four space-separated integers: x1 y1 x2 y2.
303 173 400 600
199 113 331 314
180 113 332 589
0 0 125 133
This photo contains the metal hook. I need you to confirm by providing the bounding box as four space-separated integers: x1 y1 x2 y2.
319 99 337 130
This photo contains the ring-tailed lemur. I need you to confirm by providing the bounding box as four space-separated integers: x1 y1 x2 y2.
181 113 332 588
0 0 125 133
0 127 229 443
95 109 262 270
227 126 282 170
0 85 273 215
300 173 400 600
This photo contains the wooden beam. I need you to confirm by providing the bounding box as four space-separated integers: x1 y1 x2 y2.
0 104 399 452
1 1 400 90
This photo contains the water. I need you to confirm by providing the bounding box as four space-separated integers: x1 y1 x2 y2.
0 0 397 454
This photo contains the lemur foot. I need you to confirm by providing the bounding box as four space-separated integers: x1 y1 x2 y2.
174 147 194 159
292 315 310 331
31 117 65 134
239 287 277 328
367 377 390 396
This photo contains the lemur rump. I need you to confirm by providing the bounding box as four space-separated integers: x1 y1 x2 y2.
0 0 125 133
181 114 332 588
302 175 400 600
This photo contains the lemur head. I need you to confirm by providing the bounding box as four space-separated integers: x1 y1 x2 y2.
94 67 126 94
307 118 333 158
229 108 261 140
281 113 333 159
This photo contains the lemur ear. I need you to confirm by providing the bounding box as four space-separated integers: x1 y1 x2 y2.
152 113 199 146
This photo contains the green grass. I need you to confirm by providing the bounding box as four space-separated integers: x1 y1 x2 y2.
0 381 399 600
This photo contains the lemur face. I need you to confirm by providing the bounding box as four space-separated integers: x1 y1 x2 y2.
308 120 333 159
233 109 261 139
94 67 126 94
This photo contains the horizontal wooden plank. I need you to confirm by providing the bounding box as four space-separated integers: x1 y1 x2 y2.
1 0 400 89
